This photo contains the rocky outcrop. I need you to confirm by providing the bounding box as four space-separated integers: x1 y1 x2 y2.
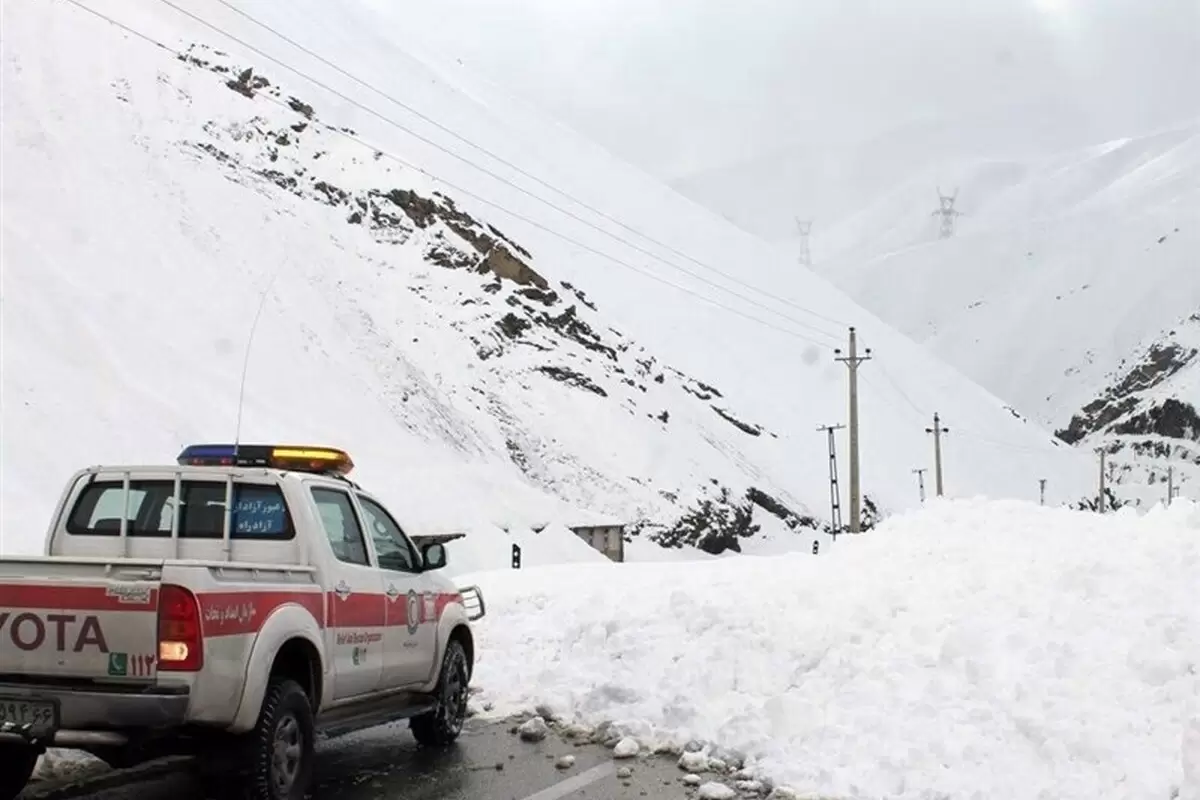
1057 338 1197 444
636 484 761 555
168 42 828 546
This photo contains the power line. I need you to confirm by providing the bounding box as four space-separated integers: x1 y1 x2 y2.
59 0 841 351
871 360 926 419
152 0 849 342
213 0 850 332
863 361 1065 457
859 338 1067 456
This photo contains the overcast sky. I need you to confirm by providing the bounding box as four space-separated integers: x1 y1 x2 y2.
378 0 1200 179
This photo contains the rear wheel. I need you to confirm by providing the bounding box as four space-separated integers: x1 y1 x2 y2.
198 678 315 800
0 743 39 800
410 639 470 747
244 678 315 800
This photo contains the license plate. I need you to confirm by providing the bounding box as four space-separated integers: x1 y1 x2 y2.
0 697 58 737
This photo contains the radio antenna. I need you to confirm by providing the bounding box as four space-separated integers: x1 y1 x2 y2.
233 263 285 456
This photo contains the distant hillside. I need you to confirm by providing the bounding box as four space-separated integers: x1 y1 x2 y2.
1 0 1094 558
673 115 1200 504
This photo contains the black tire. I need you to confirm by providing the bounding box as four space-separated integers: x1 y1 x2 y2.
0 743 39 800
240 678 316 800
410 639 470 747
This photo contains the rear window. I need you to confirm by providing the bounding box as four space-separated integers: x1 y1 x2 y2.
66 479 293 540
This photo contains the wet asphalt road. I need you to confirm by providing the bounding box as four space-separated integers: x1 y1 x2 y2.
20 718 731 800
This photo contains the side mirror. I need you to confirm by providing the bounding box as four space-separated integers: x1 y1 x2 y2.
422 542 447 571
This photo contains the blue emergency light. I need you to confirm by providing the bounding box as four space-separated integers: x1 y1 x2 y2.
177 444 355 476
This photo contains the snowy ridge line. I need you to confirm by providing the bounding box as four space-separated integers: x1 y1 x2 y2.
72 0 841 350
206 0 850 334
135 0 850 345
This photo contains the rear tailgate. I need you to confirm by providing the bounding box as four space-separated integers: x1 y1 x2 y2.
0 557 163 684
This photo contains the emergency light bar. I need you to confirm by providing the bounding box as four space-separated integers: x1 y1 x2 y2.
177 444 355 476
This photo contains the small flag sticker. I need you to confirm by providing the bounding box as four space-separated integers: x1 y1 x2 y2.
107 653 128 677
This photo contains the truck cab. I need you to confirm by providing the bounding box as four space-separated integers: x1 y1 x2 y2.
0 443 485 800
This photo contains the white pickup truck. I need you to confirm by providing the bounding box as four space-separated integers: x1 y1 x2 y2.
0 443 485 800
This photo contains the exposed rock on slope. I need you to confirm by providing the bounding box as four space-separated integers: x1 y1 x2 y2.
1057 313 1200 506
171 44 793 551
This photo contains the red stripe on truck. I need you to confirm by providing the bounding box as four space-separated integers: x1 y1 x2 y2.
433 592 463 622
1 585 466 641
197 590 325 637
327 591 385 628
0 583 158 611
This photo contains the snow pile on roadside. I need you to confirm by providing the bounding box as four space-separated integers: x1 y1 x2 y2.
466 498 1200 800
1184 691 1200 800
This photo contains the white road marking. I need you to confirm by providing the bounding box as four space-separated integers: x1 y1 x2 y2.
515 760 616 800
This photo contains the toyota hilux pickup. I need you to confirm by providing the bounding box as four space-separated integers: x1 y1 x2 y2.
0 443 486 800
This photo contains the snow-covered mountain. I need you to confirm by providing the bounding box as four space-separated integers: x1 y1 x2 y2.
1 0 1094 558
674 119 1200 504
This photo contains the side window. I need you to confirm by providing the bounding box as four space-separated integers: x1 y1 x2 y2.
68 484 161 534
66 480 293 539
356 495 417 573
179 483 292 538
310 488 370 566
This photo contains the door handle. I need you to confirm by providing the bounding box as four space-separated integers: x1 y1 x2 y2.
334 580 352 599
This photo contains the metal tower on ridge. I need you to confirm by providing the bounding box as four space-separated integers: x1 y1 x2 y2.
817 423 846 537
931 187 961 239
796 218 813 266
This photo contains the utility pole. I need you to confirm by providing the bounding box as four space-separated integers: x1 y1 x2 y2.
817 423 846 537
912 468 927 503
835 327 871 532
931 187 962 239
1039 478 1047 506
1167 466 1175 507
796 218 813 267
1097 448 1107 513
925 412 949 497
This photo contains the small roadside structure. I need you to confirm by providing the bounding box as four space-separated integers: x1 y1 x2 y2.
568 523 625 562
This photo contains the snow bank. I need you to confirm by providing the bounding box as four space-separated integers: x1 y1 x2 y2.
468 498 1200 799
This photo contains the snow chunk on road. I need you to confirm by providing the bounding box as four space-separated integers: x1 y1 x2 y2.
613 736 640 758
468 498 1200 800
697 782 737 800
517 716 550 742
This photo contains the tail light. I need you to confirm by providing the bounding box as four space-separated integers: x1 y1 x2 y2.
158 584 204 671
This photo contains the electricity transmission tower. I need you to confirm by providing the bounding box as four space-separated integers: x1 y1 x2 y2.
835 328 871 532
931 187 962 239
817 423 846 536
912 468 927 503
796 218 813 266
